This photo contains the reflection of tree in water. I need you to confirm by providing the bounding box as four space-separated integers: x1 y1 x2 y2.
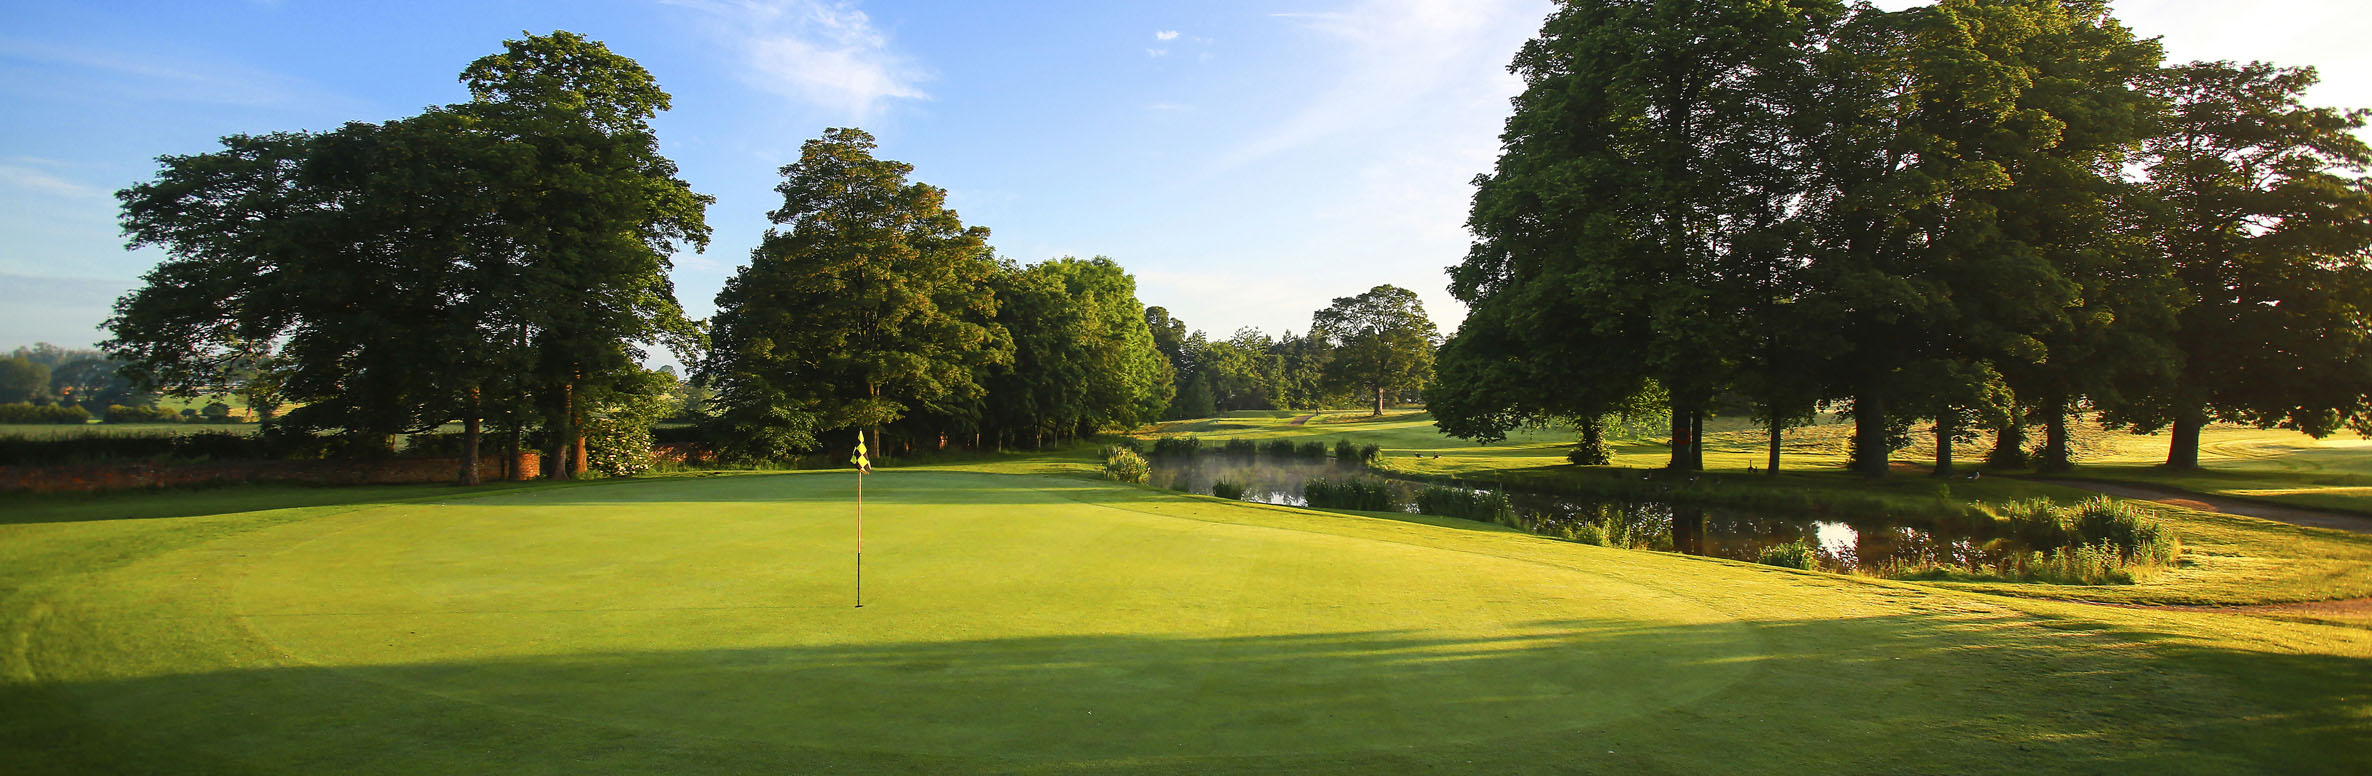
1145 457 2032 572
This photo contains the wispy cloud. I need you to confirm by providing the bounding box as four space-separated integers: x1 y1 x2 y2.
0 37 339 110
1155 30 1180 41
1146 48 1170 58
664 0 930 119
0 163 102 199
1222 0 1538 169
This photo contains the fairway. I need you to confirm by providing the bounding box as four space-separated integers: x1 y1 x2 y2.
6 471 2369 773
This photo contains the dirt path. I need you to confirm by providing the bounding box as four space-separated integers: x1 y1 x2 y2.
2034 478 2372 535
1287 413 1317 426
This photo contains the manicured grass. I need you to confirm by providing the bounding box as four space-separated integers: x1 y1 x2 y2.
1138 411 2372 606
4 469 2368 772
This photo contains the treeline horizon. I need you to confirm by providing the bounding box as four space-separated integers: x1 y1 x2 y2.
1431 0 2372 477
95 31 1446 479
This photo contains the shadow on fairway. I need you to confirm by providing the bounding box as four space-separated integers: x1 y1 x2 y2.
7 611 2365 774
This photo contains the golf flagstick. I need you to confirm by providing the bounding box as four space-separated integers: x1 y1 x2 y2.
852 431 870 608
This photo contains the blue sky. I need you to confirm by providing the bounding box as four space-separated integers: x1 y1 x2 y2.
4 0 2368 363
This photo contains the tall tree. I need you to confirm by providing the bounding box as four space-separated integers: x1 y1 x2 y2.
2109 60 2372 466
1445 0 1843 470
460 30 712 480
702 128 1009 462
1312 284 1438 417
980 257 1170 447
108 30 709 483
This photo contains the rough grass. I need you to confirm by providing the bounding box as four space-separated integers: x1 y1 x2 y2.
3 470 2369 773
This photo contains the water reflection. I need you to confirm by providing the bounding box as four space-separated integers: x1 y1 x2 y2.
1148 454 2028 573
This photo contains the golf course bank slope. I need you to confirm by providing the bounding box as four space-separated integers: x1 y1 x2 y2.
4 471 2366 773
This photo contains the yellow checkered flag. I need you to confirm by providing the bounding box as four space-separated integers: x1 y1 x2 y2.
851 431 871 473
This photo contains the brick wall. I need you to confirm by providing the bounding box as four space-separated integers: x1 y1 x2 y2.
0 452 542 494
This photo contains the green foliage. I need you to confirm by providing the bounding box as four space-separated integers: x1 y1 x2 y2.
1301 477 1395 511
1101 446 1150 484
103 405 181 423
1209 480 1245 500
1756 541 1822 571
107 30 710 480
0 431 270 465
1312 285 1437 416
2102 61 2372 466
1261 439 1298 458
0 356 50 403
0 404 89 424
1357 444 1381 463
1413 485 1513 523
1151 436 1201 457
1222 438 1257 457
978 257 1171 447
701 128 1006 457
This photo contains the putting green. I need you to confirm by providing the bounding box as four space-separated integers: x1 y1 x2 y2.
10 470 2368 773
223 472 1754 758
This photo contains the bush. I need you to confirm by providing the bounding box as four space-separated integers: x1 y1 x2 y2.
1756 540 1821 570
1334 439 1356 460
1223 438 1259 457
1103 437 1144 454
1262 439 1299 458
1566 440 1612 466
1211 480 1246 500
0 431 271 465
1413 485 1513 523
1103 446 1151 484
103 404 181 423
1357 444 1382 463
1296 441 1329 459
0 403 91 424
1303 477 1395 511
1151 436 1202 457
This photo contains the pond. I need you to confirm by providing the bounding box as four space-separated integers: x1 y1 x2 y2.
1148 454 2028 573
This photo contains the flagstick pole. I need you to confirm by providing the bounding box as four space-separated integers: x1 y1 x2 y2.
855 468 864 609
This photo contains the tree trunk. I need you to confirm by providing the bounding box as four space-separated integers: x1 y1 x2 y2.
1988 407 2028 468
2166 409 2204 469
461 386 482 486
1373 385 1385 417
1667 403 1693 471
1853 381 1888 478
870 426 883 465
1931 412 1955 478
2037 394 2072 474
1766 414 1782 475
1689 410 1704 471
504 411 522 481
549 380 575 481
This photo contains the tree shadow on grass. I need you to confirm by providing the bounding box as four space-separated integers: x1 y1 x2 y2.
6 609 2364 775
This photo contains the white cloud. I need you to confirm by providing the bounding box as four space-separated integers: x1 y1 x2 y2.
1146 48 1170 58
1155 30 1180 41
664 0 930 119
0 163 101 199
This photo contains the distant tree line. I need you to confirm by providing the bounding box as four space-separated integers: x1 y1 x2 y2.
1147 284 1441 419
1432 0 2372 477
